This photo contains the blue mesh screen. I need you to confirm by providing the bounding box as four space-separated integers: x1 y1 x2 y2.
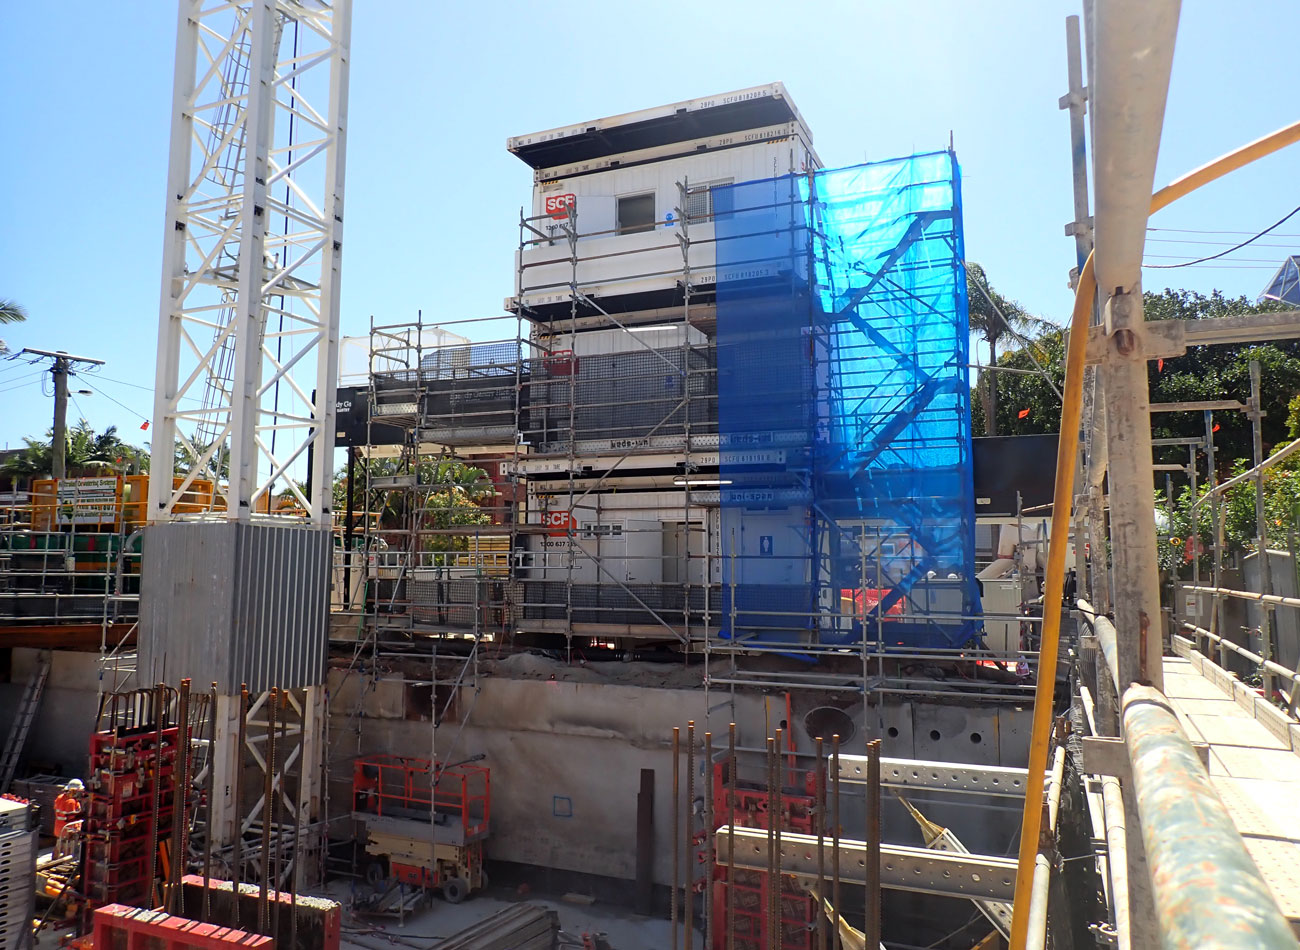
713 151 980 649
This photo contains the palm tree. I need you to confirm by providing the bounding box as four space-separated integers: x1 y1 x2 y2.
0 299 28 356
966 263 1058 435
3 421 144 482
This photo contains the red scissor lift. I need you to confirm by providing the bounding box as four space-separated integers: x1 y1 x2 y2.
711 760 817 950
352 755 490 904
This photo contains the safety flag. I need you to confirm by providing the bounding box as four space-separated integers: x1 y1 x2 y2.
1018 408 1030 419
1158 358 1164 371
1213 423 1221 433
140 421 150 431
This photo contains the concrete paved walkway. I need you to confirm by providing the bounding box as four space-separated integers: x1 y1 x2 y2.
1162 653 1300 930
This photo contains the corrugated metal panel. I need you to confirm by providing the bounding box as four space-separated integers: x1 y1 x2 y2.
140 523 330 693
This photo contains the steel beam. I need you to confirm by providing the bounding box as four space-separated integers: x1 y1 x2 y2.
714 826 1017 903
836 755 1028 798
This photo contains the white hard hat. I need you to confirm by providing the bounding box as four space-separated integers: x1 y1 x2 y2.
66 779 84 791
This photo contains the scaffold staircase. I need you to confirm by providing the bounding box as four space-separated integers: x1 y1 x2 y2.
0 649 52 793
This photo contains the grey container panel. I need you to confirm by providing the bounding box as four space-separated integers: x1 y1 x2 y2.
140 522 330 693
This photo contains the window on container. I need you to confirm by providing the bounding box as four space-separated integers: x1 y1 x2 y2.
684 179 732 222
616 193 656 235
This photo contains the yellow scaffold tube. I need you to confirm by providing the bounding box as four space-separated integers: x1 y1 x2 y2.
1007 115 1300 950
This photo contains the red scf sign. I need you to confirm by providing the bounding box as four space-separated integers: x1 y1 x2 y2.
545 193 576 219
543 510 573 537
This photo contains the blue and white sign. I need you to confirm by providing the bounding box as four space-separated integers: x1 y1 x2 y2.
759 535 773 556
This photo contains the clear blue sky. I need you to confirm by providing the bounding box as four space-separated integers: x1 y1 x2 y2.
1 1 1296 454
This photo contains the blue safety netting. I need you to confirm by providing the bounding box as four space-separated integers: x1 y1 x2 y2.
713 151 980 649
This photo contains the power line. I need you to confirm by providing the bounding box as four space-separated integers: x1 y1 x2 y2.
1146 237 1299 249
84 371 151 392
87 370 202 406
1148 226 1300 238
85 386 151 428
1142 263 1278 270
1144 204 1300 268
1144 254 1286 263
0 375 45 395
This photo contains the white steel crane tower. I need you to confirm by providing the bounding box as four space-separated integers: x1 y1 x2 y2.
141 0 352 886
149 0 350 523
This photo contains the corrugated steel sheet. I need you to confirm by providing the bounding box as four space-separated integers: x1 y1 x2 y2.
139 522 330 692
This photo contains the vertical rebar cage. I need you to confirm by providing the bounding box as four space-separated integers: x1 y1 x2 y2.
713 152 980 649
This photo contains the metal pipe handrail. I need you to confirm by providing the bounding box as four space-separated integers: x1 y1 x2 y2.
1191 437 1300 512
1177 625 1300 690
1122 684 1299 948
1077 599 1120 689
1183 584 1300 611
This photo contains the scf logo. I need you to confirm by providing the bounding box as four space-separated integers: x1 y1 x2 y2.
545 193 576 219
543 510 573 536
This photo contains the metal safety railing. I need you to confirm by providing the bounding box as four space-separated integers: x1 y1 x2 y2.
1071 600 1299 950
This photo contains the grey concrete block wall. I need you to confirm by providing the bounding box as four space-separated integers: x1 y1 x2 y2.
328 669 1031 885
1 648 102 777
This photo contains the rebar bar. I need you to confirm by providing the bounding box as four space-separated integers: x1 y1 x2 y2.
260 688 277 934
686 720 696 950
774 727 784 950
727 722 737 950
167 678 192 913
202 682 217 922
705 730 714 950
815 735 827 950
831 734 841 950
273 689 288 946
290 693 301 950
767 735 778 950
672 725 680 950
232 684 248 929
865 738 881 950
148 682 166 909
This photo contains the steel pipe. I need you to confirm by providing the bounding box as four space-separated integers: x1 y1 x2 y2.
1121 684 1298 948
1101 776 1132 950
1179 624 1300 688
1025 854 1053 950
1183 585 1300 612
1077 600 1120 691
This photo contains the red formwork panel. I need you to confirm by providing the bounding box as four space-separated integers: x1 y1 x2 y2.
84 724 180 909
179 874 342 950
711 760 817 950
92 903 274 948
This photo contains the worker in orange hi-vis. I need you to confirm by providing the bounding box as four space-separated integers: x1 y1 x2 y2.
53 779 85 837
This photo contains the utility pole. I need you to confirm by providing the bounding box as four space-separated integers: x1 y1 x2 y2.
51 357 69 479
19 348 105 479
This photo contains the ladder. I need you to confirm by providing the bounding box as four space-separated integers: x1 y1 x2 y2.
0 649 52 793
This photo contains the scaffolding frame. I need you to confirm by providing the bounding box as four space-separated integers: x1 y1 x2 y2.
329 158 1035 746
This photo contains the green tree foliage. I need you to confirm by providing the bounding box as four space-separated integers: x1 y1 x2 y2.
334 457 493 551
966 263 1060 435
3 421 147 480
971 329 1066 437
0 298 27 355
1156 462 1300 578
0 300 27 324
977 290 1300 470
173 441 229 479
